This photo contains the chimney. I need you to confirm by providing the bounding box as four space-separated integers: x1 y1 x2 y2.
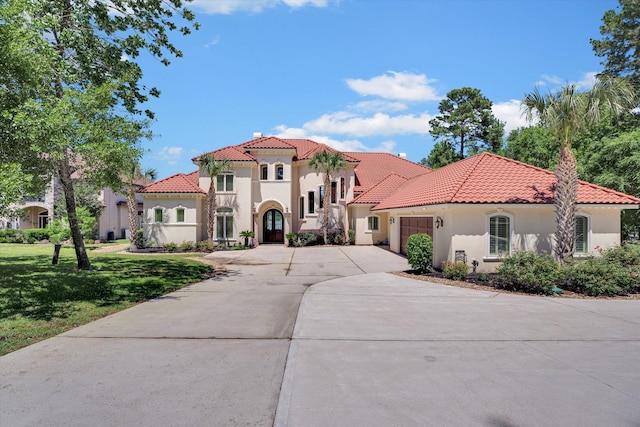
253 132 263 139
398 153 407 159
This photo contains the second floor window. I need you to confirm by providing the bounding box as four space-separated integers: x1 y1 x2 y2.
260 165 268 180
276 165 284 180
331 181 337 204
176 208 185 223
340 177 345 199
217 174 234 192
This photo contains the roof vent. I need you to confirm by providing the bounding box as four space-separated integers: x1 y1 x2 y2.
253 132 263 139
398 152 407 158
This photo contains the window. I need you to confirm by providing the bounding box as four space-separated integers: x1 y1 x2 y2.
575 216 588 254
331 181 337 204
489 215 510 256
176 208 185 223
260 165 268 180
299 197 305 219
319 185 325 208
276 165 284 180
340 177 345 200
367 216 380 231
216 174 234 192
216 207 233 240
308 191 315 214
154 208 163 223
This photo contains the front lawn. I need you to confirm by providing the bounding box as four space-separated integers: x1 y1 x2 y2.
0 244 213 356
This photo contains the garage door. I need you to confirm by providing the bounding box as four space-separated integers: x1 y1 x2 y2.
400 217 433 255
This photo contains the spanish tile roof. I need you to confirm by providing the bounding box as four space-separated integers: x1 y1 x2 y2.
243 137 297 150
192 137 359 163
344 152 431 194
351 173 409 204
138 170 205 194
372 152 640 211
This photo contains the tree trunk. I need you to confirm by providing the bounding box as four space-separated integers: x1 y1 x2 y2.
127 185 138 252
554 145 578 264
322 175 330 244
58 154 92 270
207 183 216 244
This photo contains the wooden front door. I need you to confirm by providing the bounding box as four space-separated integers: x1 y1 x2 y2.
400 217 433 255
263 209 284 243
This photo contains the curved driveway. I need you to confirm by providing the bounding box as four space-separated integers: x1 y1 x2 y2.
1 246 639 426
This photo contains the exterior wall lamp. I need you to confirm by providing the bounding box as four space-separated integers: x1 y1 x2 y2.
389 216 395 224
435 216 444 229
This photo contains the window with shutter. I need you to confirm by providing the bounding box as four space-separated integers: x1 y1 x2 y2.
489 215 510 256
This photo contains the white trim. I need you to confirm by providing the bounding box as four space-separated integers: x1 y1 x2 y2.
366 215 380 232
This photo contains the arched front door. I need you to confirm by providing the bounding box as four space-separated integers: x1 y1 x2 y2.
263 209 284 243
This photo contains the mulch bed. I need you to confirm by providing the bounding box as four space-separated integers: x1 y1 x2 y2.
391 271 640 300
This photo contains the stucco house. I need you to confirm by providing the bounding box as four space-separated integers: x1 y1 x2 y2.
138 135 640 272
1 175 149 242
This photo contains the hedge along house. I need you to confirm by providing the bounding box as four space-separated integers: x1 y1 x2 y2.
371 152 640 272
138 136 430 246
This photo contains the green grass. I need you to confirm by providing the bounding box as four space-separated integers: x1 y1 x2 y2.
0 244 213 356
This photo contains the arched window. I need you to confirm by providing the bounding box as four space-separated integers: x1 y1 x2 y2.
488 215 511 257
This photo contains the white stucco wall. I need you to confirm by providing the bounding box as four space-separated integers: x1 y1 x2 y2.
384 204 627 273
143 195 203 245
351 205 388 245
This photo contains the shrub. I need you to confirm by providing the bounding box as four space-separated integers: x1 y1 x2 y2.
180 241 194 252
333 232 344 245
348 229 355 245
48 219 70 243
163 242 178 252
406 233 433 273
136 228 145 249
496 251 562 295
301 232 319 246
442 261 469 281
195 240 214 252
565 257 625 296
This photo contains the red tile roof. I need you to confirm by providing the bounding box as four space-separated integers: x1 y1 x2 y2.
351 173 409 204
138 170 205 194
372 152 640 210
192 137 359 163
344 152 431 194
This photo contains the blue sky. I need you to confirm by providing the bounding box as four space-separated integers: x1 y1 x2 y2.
135 0 618 179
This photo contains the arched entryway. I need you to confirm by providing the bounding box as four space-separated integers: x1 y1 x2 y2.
263 209 284 243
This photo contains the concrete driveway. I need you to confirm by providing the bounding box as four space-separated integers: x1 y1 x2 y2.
1 246 639 426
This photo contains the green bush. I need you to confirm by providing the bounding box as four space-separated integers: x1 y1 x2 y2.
564 257 625 296
406 233 433 273
496 251 562 295
180 241 194 252
163 242 178 252
348 229 355 245
136 228 145 249
48 219 70 243
301 232 319 246
195 240 214 252
565 244 640 296
442 261 469 281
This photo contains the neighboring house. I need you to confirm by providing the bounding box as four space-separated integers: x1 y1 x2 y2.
1 176 150 242
0 177 55 230
138 135 640 272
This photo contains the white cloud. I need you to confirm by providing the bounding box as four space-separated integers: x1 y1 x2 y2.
301 111 433 137
535 72 598 90
350 100 408 113
492 99 528 134
120 53 130 62
190 0 329 14
346 71 441 102
274 126 396 153
203 36 220 48
153 146 184 165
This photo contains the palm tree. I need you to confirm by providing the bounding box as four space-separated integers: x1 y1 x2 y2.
522 75 637 264
124 163 156 252
309 150 346 244
198 155 231 244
